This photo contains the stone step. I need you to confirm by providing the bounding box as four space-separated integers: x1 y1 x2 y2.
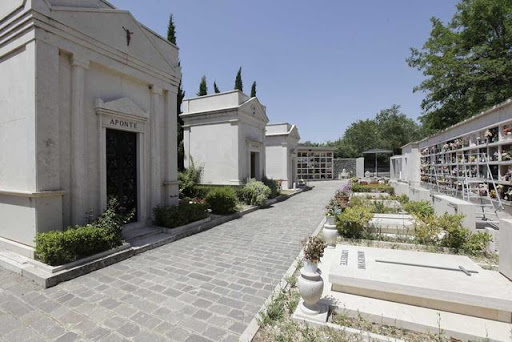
123 226 163 242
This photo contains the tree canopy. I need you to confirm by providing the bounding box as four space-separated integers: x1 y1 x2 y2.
197 76 208 96
213 81 220 94
333 105 423 158
408 0 512 132
234 67 243 92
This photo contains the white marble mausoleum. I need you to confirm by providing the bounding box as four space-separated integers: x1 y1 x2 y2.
0 0 180 252
181 91 269 185
265 123 300 189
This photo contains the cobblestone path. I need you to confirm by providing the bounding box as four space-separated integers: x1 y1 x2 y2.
0 181 343 342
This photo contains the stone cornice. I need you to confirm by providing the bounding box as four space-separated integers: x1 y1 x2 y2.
0 189 66 198
15 9 181 89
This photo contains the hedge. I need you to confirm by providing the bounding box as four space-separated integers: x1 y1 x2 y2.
35 198 130 266
352 183 394 195
35 226 120 266
205 187 238 215
153 202 209 228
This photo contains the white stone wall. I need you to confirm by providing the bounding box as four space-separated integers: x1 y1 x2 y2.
184 122 240 185
265 124 300 189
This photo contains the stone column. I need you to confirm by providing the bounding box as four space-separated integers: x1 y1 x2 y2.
150 86 163 211
164 89 179 206
70 56 89 225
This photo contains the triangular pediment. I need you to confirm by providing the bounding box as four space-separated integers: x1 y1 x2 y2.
50 6 178 76
95 97 148 118
240 98 269 124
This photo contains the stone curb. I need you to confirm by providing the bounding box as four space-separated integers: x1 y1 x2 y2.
239 216 326 342
0 191 305 289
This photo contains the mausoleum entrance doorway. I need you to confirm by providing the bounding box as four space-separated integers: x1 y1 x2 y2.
250 152 259 179
106 129 138 222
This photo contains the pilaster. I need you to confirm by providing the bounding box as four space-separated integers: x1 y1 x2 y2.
150 86 163 211
70 55 89 225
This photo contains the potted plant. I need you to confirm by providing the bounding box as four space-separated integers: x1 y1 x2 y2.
324 200 340 247
325 200 341 225
298 236 327 315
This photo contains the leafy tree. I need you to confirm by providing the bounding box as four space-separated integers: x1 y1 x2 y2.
333 105 422 157
167 14 177 45
213 81 220 94
234 67 243 92
251 81 257 97
408 0 512 132
197 76 208 96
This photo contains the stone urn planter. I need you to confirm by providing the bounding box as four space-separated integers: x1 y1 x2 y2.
298 261 324 315
298 236 327 315
323 216 338 248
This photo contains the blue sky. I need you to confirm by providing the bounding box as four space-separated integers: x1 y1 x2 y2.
110 0 459 142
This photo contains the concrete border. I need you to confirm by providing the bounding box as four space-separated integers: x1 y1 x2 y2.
0 190 307 288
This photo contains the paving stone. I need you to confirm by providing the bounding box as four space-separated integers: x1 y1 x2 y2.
55 332 80 342
166 326 191 342
0 181 342 342
117 322 141 338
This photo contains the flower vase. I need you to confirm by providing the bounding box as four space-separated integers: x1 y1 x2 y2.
323 216 338 248
298 261 324 315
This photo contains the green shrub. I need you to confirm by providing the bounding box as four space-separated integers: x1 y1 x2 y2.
178 159 203 198
262 176 281 199
205 187 238 215
414 215 442 245
336 205 373 239
391 194 409 204
153 202 208 228
239 180 271 206
35 199 131 266
404 201 434 220
463 232 492 255
35 226 115 266
352 183 394 195
437 214 470 251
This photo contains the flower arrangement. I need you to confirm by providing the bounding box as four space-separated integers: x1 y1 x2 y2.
478 184 488 196
502 151 511 161
504 188 512 201
470 155 476 163
485 129 493 139
492 151 499 161
301 236 327 264
503 125 512 136
442 143 449 151
476 136 482 145
325 199 342 217
490 189 497 199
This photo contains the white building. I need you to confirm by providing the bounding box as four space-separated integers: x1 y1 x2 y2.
390 99 512 280
181 91 269 185
0 0 180 254
265 123 300 189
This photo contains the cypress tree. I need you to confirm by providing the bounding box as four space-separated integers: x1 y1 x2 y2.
213 81 220 94
197 76 208 96
177 80 185 171
167 14 177 45
250 81 257 97
167 14 184 170
234 67 243 92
